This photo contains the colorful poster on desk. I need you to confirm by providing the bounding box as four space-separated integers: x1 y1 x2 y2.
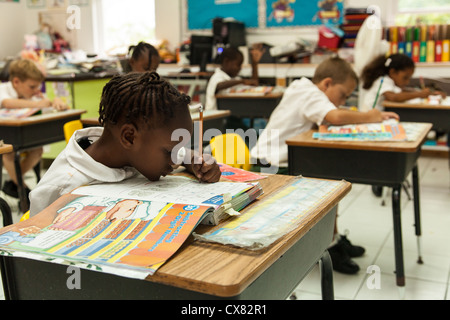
187 0 259 29
266 0 344 27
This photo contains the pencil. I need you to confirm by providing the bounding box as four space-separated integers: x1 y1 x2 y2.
198 104 203 160
372 77 384 109
419 76 425 89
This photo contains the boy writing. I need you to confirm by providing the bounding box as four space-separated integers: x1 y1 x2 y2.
250 56 399 274
0 59 68 199
205 44 265 111
29 72 221 216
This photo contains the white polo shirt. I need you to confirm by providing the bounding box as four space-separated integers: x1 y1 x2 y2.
360 76 401 111
0 82 19 107
29 127 138 216
250 77 336 167
205 67 241 111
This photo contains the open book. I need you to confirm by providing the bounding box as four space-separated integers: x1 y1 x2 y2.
0 107 40 118
224 85 274 96
0 176 262 278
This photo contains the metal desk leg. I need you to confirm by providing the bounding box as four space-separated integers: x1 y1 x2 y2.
412 165 423 264
391 185 405 293
319 250 334 300
13 151 28 213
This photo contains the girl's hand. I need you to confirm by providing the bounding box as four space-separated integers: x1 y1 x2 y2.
191 154 221 183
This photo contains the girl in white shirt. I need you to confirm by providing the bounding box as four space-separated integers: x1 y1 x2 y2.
360 53 446 111
30 72 221 216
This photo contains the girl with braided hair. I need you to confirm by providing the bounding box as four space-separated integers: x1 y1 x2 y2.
29 72 220 217
126 41 160 73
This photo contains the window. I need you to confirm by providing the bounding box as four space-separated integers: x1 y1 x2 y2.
94 0 156 55
394 0 450 25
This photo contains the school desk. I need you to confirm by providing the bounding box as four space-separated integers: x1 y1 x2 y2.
0 174 351 300
0 109 85 213
286 123 432 293
216 91 283 128
383 100 450 132
383 100 450 168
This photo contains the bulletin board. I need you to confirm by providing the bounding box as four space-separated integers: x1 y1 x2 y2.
266 0 344 28
187 0 259 30
186 0 344 30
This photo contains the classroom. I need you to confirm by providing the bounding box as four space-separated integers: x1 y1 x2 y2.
0 0 449 303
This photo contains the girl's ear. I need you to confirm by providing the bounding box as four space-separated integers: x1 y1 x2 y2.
119 123 137 149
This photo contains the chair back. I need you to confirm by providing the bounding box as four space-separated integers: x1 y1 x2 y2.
210 133 251 171
63 120 83 143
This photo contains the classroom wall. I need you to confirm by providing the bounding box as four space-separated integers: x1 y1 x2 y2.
0 0 394 60
0 1 27 59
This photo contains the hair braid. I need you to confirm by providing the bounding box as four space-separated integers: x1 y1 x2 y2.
98 72 191 128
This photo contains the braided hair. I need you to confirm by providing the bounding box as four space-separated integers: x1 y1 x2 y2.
126 42 160 72
361 53 415 90
98 72 191 128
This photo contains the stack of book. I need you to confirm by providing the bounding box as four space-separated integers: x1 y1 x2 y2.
340 8 372 48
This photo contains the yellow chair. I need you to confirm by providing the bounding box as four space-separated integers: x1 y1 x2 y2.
209 133 251 171
20 210 29 221
63 120 83 143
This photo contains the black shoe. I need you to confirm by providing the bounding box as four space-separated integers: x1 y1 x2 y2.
328 242 360 274
372 185 383 197
339 235 365 258
2 180 19 198
2 180 31 199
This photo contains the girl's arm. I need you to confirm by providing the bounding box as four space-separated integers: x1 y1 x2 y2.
384 88 434 102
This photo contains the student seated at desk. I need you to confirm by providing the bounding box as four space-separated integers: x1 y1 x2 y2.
126 41 161 73
360 53 446 111
0 59 68 200
250 56 399 274
205 45 264 111
29 72 220 216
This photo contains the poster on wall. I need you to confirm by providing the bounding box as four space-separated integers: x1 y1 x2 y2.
187 0 259 30
266 0 344 27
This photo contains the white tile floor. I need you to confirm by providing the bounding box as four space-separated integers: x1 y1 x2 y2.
291 156 450 300
0 156 449 300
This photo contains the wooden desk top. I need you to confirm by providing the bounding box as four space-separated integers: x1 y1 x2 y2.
148 174 351 297
81 110 231 127
286 123 432 153
216 91 284 99
0 144 13 154
383 100 450 110
0 109 86 127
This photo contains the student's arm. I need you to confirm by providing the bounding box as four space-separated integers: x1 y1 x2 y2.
383 88 436 102
249 43 265 84
1 97 52 109
215 79 248 92
325 108 399 125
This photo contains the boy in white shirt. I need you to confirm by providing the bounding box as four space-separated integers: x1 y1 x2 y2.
205 45 264 111
251 56 399 274
0 59 68 200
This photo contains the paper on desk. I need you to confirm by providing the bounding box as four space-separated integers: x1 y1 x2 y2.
194 177 347 250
